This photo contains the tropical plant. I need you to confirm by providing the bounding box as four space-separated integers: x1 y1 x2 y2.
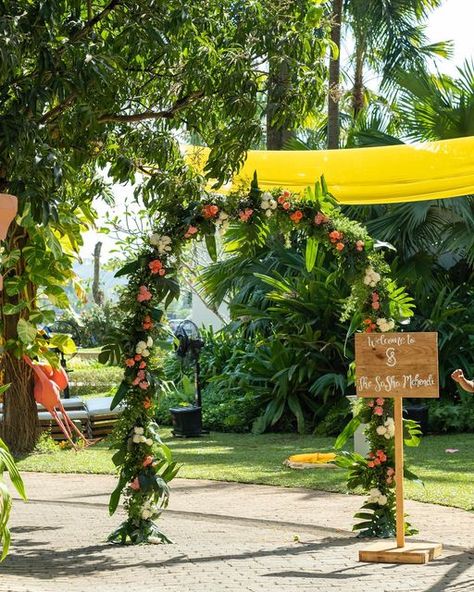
0 385 27 561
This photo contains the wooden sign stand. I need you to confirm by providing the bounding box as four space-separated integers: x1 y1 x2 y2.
355 332 442 564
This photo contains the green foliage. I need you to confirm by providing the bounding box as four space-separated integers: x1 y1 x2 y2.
427 394 474 433
0 435 27 561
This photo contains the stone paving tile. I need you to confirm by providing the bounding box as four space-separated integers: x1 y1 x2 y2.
0 473 473 592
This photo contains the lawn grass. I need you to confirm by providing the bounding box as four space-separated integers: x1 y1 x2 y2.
16 430 474 511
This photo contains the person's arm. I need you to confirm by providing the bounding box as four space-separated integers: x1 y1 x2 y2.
451 369 474 393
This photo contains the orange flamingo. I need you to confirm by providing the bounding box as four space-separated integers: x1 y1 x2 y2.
23 356 90 449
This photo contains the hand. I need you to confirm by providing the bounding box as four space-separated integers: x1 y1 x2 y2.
451 369 464 383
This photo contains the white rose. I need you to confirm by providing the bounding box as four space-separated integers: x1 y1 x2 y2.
136 341 147 354
142 349 150 357
139 435 147 443
134 427 144 435
141 509 152 519
146 336 153 347
145 438 153 446
378 495 388 506
270 200 277 210
265 209 273 218
384 432 392 439
262 192 273 201
376 425 387 436
261 200 270 210
150 233 161 246
132 435 141 443
369 488 381 499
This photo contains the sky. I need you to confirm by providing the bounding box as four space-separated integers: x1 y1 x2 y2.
80 0 474 262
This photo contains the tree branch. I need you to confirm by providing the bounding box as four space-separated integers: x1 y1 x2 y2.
39 94 78 124
97 91 204 124
70 0 122 44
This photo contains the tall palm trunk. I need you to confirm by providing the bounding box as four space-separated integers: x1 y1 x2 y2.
352 35 366 118
1 220 39 454
327 0 343 149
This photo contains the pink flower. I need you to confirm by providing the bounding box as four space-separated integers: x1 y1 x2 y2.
372 292 379 301
185 225 198 239
143 455 153 467
356 240 365 251
130 477 140 491
142 315 153 330
367 461 375 468
239 208 254 222
386 477 393 485
282 202 290 210
132 377 140 386
148 259 163 274
139 381 149 390
387 467 395 476
158 268 166 276
202 204 219 219
373 458 381 466
125 358 135 368
376 398 385 406
282 190 291 198
134 354 142 361
137 370 145 380
374 406 383 416
372 301 380 310
368 400 374 408
139 361 147 369
314 212 329 225
137 285 152 302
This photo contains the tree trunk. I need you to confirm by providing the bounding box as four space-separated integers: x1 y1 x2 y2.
266 59 294 150
327 0 343 149
352 36 366 119
92 241 104 306
1 221 39 454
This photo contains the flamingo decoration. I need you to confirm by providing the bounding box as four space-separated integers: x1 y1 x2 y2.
23 356 90 449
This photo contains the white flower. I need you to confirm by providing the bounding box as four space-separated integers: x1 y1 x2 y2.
85 53 93 63
141 509 152 519
146 336 153 348
270 200 277 210
378 495 388 506
376 318 395 333
369 488 381 500
136 341 147 354
261 200 271 210
363 267 381 288
145 438 153 446
265 209 273 218
384 433 391 439
150 233 161 246
139 435 147 443
132 434 141 444
141 349 150 358
134 426 144 435
376 425 387 436
148 536 161 544
261 192 273 201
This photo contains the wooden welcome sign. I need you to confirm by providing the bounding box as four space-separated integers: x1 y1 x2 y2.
355 331 442 564
355 332 439 399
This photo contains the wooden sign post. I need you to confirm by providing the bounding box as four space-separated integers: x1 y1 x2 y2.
355 331 442 564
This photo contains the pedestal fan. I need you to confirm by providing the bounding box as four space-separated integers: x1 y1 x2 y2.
169 320 207 437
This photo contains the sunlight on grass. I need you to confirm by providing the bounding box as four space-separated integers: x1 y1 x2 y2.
16 430 474 511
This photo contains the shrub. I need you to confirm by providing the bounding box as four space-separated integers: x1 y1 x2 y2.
427 394 474 433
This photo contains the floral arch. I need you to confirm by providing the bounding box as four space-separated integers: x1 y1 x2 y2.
102 175 417 544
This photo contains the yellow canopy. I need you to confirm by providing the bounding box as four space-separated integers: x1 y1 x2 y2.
186 136 474 205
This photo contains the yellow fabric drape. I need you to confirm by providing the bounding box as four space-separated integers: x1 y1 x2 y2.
186 136 474 204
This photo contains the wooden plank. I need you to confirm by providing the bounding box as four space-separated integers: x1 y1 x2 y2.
394 397 405 548
355 332 439 398
359 541 442 564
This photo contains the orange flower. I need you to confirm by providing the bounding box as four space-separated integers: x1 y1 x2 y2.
335 242 345 251
282 190 291 198
184 225 198 238
289 210 303 223
134 354 142 361
202 204 219 219
277 195 286 204
356 240 365 251
143 398 152 409
125 358 135 368
282 202 290 210
329 230 343 243
143 455 154 467
142 315 154 330
148 259 163 274
158 268 166 276
314 212 329 225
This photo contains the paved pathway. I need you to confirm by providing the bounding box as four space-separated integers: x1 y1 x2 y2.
1 473 473 592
